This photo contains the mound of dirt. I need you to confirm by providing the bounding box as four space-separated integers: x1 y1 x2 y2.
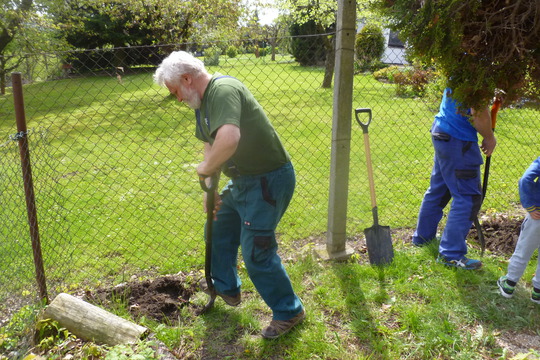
85 273 199 322
469 214 523 255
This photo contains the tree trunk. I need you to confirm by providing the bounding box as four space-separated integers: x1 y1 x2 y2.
322 35 336 89
0 57 6 95
113 48 127 72
43 293 148 346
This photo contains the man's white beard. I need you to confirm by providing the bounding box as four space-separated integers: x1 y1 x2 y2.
181 85 201 110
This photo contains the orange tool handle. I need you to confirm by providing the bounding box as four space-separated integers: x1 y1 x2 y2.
490 96 502 130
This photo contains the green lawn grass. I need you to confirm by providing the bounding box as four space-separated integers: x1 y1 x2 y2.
1 54 540 359
3 239 540 359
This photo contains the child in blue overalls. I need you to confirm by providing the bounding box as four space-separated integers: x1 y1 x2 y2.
498 157 540 303
412 88 497 269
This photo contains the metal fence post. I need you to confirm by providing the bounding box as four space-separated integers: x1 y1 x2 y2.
12 72 49 303
317 0 357 260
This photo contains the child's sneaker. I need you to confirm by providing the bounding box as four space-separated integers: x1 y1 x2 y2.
531 288 540 304
436 255 482 270
497 276 515 298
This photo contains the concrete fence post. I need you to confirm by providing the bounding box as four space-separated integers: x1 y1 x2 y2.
317 0 357 260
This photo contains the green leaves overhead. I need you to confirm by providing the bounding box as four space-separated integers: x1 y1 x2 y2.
0 0 34 52
55 0 244 47
375 0 540 109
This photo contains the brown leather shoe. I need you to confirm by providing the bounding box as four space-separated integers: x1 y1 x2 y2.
199 279 241 306
261 309 306 339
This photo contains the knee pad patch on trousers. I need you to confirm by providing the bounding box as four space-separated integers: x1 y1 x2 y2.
455 169 481 195
252 235 277 263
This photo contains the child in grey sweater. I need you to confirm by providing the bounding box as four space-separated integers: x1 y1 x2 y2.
498 156 540 303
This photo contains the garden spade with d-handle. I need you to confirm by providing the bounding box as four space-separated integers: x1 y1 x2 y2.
474 94 502 256
196 173 219 315
355 108 394 265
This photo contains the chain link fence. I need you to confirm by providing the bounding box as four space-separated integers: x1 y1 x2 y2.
1 36 539 323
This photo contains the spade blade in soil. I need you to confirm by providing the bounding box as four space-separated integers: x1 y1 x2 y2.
364 224 394 265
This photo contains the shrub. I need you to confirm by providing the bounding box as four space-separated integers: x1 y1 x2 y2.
290 20 327 66
423 71 448 112
258 47 268 57
393 66 435 98
355 24 386 72
226 46 238 59
373 65 403 83
374 64 437 98
204 46 221 66
244 44 255 54
374 0 540 109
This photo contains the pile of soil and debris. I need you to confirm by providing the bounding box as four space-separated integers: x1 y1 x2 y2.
84 272 200 322
468 214 523 255
336 213 525 260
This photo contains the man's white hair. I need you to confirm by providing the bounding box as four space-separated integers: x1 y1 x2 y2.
153 51 207 87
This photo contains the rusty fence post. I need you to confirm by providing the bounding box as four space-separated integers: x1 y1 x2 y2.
11 72 49 303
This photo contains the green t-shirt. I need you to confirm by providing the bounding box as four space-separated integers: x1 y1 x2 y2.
195 73 290 176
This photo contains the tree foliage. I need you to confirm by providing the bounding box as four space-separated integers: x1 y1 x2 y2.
289 20 328 66
374 0 540 109
355 23 385 71
0 0 33 53
262 16 293 61
283 0 336 87
0 0 70 93
53 0 243 48
283 0 379 88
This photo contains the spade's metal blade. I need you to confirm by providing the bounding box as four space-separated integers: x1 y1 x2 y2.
364 225 394 265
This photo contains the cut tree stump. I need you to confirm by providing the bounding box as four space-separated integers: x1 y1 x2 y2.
42 293 148 345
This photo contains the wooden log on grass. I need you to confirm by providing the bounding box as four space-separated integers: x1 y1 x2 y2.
43 293 148 345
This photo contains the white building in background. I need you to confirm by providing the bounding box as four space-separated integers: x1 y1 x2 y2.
381 29 408 65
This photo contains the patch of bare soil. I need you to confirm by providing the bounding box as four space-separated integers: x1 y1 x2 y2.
282 212 524 259
84 272 199 323
496 331 540 358
387 213 523 256
468 213 523 255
